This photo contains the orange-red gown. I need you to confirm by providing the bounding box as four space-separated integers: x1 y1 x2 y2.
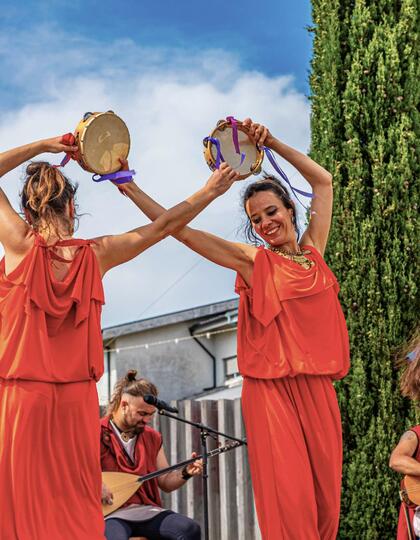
235 246 350 540
0 233 106 539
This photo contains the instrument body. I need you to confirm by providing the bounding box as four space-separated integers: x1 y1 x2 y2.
203 119 263 180
102 471 143 517
101 440 242 516
74 111 130 175
401 474 420 506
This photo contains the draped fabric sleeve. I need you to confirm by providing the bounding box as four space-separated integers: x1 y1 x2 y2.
235 247 283 328
0 235 105 382
235 246 350 380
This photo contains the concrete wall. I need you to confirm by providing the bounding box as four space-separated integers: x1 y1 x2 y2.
103 321 219 402
212 331 238 387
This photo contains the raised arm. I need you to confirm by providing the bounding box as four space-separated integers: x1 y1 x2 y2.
0 137 78 253
243 118 333 256
117 174 256 286
94 163 255 279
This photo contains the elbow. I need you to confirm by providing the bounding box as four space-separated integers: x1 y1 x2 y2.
158 482 172 494
323 171 333 187
389 453 400 472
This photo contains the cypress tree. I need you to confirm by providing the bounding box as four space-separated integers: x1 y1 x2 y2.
309 0 419 537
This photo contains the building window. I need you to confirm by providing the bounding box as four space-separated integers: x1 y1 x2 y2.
224 355 239 381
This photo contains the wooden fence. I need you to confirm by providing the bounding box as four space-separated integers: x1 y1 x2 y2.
154 398 262 540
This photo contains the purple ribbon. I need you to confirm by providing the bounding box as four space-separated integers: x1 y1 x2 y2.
226 116 246 166
204 137 224 169
92 170 136 184
263 146 313 208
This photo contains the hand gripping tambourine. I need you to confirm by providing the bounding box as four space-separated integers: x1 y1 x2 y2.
203 116 313 207
203 117 264 180
58 111 135 184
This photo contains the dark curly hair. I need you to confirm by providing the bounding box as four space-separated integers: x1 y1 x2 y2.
241 173 300 245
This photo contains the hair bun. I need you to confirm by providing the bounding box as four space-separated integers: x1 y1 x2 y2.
26 161 50 177
125 370 138 382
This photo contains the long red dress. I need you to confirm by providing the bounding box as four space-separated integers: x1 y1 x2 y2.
235 246 350 540
0 232 106 539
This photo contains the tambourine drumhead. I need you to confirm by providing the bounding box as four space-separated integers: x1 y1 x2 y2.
75 112 130 175
204 120 263 180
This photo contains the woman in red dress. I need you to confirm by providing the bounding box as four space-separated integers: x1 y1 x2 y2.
120 118 350 539
0 135 239 540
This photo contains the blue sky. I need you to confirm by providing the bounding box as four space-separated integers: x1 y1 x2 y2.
1 0 312 110
0 1 314 326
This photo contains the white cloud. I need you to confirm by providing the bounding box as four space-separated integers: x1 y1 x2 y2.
0 29 311 327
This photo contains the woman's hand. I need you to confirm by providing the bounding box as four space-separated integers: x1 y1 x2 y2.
112 158 134 195
242 118 275 148
205 162 240 196
41 135 78 155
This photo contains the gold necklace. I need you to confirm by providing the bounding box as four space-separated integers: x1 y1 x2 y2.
268 245 314 269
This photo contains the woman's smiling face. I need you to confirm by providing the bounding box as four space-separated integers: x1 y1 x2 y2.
246 190 296 247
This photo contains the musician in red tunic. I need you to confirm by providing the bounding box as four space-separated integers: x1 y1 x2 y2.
101 370 203 540
389 331 420 540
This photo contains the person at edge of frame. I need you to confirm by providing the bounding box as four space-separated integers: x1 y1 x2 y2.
101 370 203 540
389 329 420 540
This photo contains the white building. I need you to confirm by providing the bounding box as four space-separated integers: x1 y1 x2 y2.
98 298 241 405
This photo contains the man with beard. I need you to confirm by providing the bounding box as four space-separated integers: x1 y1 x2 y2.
101 370 202 540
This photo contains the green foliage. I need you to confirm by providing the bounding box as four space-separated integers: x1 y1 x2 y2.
309 0 419 537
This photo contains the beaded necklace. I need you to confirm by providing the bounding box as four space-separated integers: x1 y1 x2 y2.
268 245 314 270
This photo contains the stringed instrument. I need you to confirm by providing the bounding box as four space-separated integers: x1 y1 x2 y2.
401 474 420 506
102 440 242 516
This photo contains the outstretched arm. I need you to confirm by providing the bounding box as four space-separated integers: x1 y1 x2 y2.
94 163 255 279
243 118 333 256
0 137 78 253
117 176 256 286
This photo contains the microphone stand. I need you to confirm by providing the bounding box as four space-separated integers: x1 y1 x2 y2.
158 409 246 540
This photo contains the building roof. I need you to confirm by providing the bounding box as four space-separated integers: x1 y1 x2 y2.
102 298 239 340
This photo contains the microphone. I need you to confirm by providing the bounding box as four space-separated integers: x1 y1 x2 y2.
143 394 179 414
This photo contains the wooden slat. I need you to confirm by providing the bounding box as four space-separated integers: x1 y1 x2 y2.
151 398 260 539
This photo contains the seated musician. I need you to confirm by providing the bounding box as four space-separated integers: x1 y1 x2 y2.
101 370 202 540
389 332 420 540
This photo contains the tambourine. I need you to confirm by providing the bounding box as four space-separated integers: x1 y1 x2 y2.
73 111 130 175
203 117 264 180
57 111 134 184
203 116 313 207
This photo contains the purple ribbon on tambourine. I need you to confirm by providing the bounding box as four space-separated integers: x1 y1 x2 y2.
203 137 225 169
204 116 246 171
226 116 246 166
54 155 135 184
262 146 313 208
92 170 136 184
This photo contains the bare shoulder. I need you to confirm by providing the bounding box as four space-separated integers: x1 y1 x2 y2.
399 430 419 444
393 429 419 457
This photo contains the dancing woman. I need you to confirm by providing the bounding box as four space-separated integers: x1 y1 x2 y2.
119 118 350 539
0 136 239 540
